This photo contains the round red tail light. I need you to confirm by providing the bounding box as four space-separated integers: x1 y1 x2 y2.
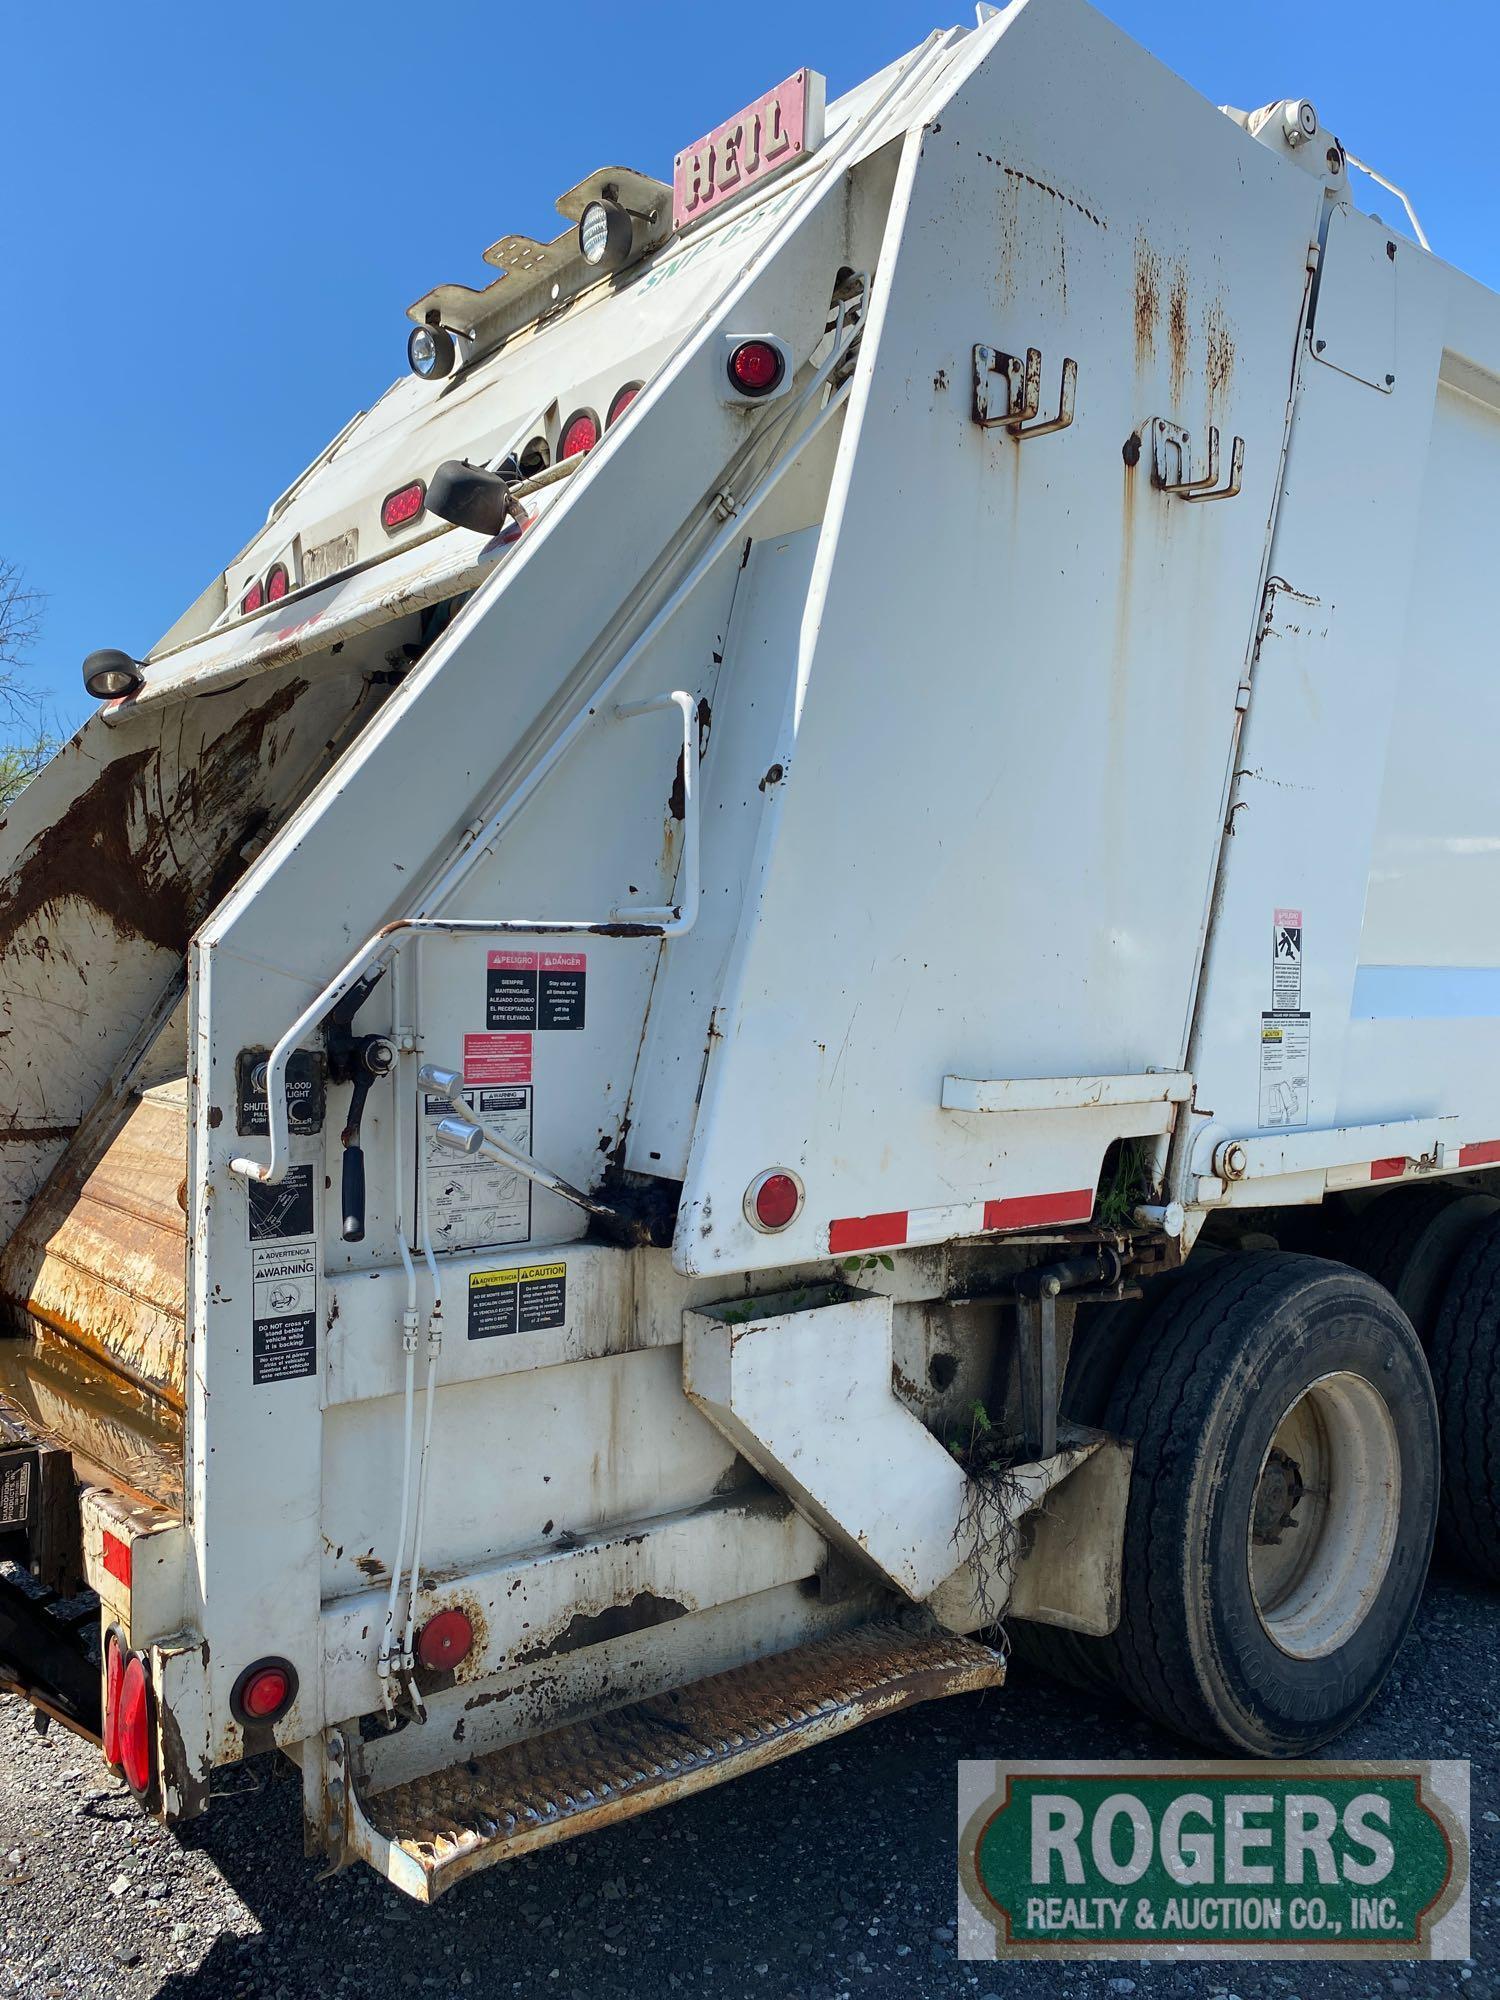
241 579 264 616
416 1608 475 1673
727 339 786 398
102 1632 124 1768
117 1652 153 1797
265 562 290 603
381 479 427 532
559 409 600 460
606 381 643 427
745 1169 804 1233
230 1656 298 1726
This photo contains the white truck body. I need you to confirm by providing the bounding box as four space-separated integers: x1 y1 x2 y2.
2 0 1497 1901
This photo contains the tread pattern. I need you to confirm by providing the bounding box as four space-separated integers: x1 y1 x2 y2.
1104 1253 1302 1745
1429 1213 1500 1583
1344 1185 1495 1339
1100 1253 1431 1752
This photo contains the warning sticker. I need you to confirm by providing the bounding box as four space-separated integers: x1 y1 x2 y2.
253 1242 317 1320
468 1261 568 1341
1259 1011 1311 1128
539 952 586 1030
485 951 587 1032
464 1032 533 1084
248 1163 316 1242
423 1087 532 1252
487 951 540 1029
253 1312 317 1385
250 1240 318 1385
1272 908 1303 1011
0 1460 31 1529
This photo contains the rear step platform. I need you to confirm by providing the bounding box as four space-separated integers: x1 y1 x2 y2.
346 1621 1005 1902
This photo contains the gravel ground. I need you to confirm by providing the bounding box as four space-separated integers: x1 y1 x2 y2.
0 1572 1492 2000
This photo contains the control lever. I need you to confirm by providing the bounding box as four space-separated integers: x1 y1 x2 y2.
329 1034 396 1242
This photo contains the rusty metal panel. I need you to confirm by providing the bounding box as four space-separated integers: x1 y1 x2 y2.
0 657 381 1251
0 1086 188 1509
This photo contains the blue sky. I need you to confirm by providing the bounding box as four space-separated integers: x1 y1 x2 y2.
5 0 1496 736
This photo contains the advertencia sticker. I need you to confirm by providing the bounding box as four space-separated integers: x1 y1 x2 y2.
958 1762 1469 1961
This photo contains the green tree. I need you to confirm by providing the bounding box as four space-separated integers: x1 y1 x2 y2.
0 560 52 809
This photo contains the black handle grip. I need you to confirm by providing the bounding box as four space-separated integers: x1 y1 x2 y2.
342 1144 366 1243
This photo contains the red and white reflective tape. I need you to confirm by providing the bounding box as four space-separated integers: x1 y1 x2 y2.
1357 1138 1500 1186
828 1186 1094 1256
101 1530 132 1589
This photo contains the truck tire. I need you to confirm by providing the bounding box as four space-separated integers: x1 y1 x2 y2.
1344 1184 1498 1341
1428 1213 1500 1584
1104 1251 1438 1754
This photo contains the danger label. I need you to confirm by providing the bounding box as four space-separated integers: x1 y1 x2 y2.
485 951 587 1032
1259 1011 1311 1129
464 1032 533 1084
1272 907 1304 1011
468 1262 568 1341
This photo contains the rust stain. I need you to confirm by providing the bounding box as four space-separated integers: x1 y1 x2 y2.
1205 297 1235 407
512 1591 689 1666
1133 238 1160 366
0 678 308 965
1168 263 1190 404
413 1591 492 1695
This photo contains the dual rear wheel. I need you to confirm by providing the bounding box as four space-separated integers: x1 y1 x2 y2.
1016 1250 1441 1753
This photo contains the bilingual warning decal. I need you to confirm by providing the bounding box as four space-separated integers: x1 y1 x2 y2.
463 1031 533 1085
468 1262 568 1341
486 951 587 1031
1259 1012 1311 1128
958 1760 1470 1961
251 1242 318 1386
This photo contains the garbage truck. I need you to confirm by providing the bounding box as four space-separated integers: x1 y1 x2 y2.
3 0 1499 1903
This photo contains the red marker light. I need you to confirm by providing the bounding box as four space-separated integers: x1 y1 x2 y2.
241 579 264 616
745 1169 803 1232
727 340 785 397
417 1608 475 1673
230 1656 298 1726
265 563 290 603
102 1632 124 1768
381 479 427 532
118 1653 153 1797
607 381 643 427
559 409 600 459
240 1666 289 1719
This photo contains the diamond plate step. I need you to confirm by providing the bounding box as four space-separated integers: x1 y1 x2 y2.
348 1621 1004 1901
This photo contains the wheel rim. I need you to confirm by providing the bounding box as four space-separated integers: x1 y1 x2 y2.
1247 1370 1402 1660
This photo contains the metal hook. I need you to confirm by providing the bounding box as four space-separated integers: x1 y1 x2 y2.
1151 418 1244 502
972 345 1078 439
